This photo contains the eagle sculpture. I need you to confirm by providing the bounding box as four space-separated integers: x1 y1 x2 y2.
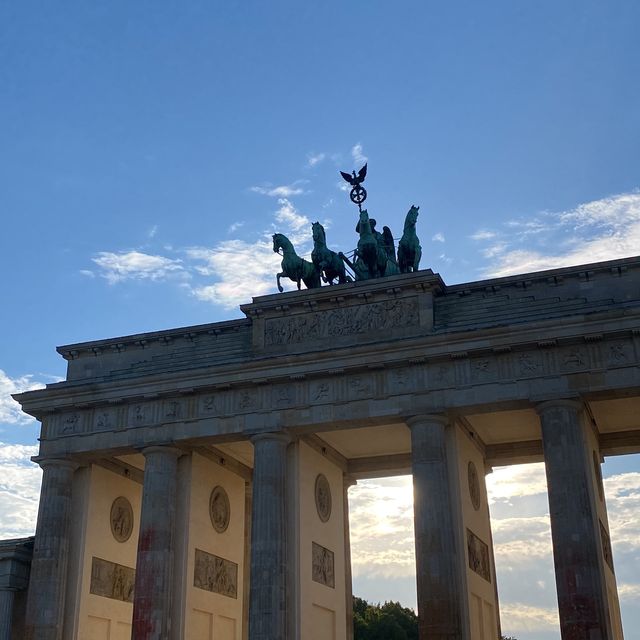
340 163 367 187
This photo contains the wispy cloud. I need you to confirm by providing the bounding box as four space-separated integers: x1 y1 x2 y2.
186 238 280 308
475 190 640 277
351 143 367 166
185 199 313 308
349 476 415 578
88 197 315 309
470 229 497 241
92 251 186 285
432 232 445 243
499 603 560 633
147 224 158 239
307 152 326 167
250 181 308 198
0 442 40 538
0 371 49 425
273 198 311 244
228 221 245 234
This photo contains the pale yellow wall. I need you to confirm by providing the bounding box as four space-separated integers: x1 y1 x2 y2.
298 441 346 640
583 417 624 639
76 465 141 640
454 424 500 640
183 452 245 640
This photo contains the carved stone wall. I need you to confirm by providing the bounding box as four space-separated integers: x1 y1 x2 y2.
264 297 420 346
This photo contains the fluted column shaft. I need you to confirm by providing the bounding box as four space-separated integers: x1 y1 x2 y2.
248 432 290 640
409 415 464 640
132 446 181 640
24 459 76 640
538 400 615 640
0 589 15 640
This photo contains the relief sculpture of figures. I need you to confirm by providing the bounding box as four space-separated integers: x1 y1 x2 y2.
273 233 321 292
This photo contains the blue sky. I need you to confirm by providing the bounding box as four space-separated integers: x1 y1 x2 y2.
1 2 639 638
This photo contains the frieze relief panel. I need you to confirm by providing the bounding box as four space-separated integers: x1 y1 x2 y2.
264 297 420 346
128 401 157 427
42 332 638 441
193 548 238 598
466 529 491 582
312 542 335 588
90 557 135 603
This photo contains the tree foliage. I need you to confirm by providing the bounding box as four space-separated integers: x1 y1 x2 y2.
353 597 418 640
353 596 517 640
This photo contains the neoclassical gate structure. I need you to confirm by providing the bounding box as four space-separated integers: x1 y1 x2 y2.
12 255 640 640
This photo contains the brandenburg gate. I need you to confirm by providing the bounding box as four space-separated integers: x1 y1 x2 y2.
10 254 639 639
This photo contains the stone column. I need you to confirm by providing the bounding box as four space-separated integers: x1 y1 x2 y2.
243 480 253 640
24 458 77 640
537 400 618 640
408 415 465 640
132 446 181 640
248 432 290 640
0 589 15 640
343 475 356 640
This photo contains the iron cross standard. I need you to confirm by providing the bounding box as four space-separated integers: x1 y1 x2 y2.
340 162 368 212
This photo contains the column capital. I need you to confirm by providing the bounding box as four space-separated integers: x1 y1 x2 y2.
32 457 79 471
405 413 449 429
249 431 291 446
535 398 584 415
343 473 358 489
140 445 183 458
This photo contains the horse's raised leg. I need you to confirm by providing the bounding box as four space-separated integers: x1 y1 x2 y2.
276 273 284 293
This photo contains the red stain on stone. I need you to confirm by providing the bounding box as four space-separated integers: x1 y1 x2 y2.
132 528 158 639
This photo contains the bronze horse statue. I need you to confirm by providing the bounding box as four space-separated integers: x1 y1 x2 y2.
311 222 350 285
397 205 422 273
353 210 389 279
272 233 321 292
351 210 400 280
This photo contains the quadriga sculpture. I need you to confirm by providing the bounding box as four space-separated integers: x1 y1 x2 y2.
272 233 321 292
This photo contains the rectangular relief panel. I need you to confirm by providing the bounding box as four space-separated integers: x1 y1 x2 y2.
312 541 335 588
90 557 135 603
466 529 491 583
193 548 238 598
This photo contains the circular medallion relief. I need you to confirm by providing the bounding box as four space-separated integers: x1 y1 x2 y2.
315 473 332 523
468 462 481 511
209 486 230 533
110 496 134 543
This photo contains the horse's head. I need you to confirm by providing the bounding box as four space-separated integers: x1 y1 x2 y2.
272 233 282 253
312 222 325 243
405 205 419 229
